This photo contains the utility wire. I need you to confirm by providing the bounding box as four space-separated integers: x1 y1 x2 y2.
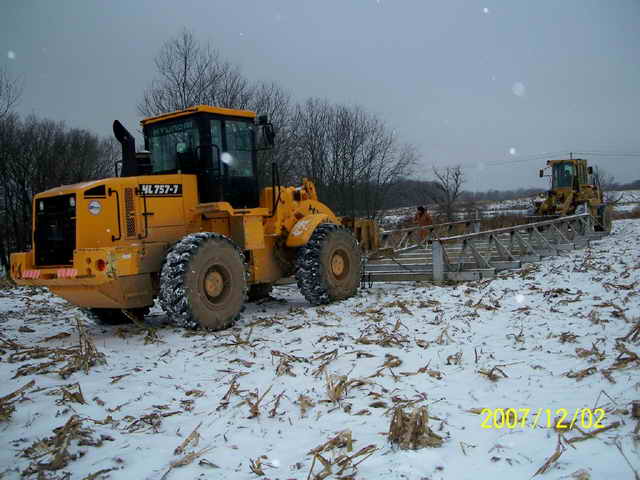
425 150 640 171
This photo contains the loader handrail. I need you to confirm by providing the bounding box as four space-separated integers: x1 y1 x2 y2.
108 188 122 242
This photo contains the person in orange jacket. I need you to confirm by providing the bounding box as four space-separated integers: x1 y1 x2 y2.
414 206 433 241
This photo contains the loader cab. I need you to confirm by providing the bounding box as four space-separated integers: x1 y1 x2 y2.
139 105 274 208
546 159 591 191
551 161 575 189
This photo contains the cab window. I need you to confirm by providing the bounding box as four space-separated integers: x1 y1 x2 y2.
223 120 254 177
147 119 200 173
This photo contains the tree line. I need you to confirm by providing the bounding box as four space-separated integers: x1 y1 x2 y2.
138 29 417 219
0 101 116 270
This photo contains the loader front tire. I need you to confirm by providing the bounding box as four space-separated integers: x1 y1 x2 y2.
595 205 612 233
295 224 361 306
159 233 247 330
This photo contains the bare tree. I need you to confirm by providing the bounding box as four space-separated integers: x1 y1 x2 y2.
0 114 115 270
250 81 296 186
428 166 465 221
138 29 253 117
593 167 621 205
0 67 23 121
289 99 415 218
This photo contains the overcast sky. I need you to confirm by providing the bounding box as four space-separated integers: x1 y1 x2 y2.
2 0 639 191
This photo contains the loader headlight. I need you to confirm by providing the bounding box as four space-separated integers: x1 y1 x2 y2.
69 197 76 207
88 200 102 215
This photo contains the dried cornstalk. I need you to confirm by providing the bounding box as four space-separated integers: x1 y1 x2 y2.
268 391 285 418
271 349 307 363
446 351 463 365
275 357 295 377
58 317 107 378
0 379 35 422
532 434 565 476
40 332 72 343
82 468 116 480
311 349 339 378
249 457 265 476
559 331 578 343
478 365 509 381
161 446 213 480
325 374 350 404
297 394 315 417
22 415 113 476
217 376 242 411
309 430 353 456
55 383 86 405
243 385 273 419
388 406 443 449
567 421 621 444
435 327 452 345
382 354 402 369
622 320 640 342
612 343 639 368
383 300 413 315
566 366 598 380
174 421 202 455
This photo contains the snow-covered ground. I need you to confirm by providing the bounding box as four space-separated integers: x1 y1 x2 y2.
1 220 640 480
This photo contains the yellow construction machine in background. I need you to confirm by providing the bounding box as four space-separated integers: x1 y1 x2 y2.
10 105 367 330
533 158 612 232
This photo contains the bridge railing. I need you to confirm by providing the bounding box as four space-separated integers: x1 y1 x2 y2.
431 213 601 281
379 219 480 252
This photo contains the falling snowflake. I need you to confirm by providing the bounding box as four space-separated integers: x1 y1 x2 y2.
509 147 517 156
483 7 489 13
7 50 16 60
512 82 526 97
515 294 525 304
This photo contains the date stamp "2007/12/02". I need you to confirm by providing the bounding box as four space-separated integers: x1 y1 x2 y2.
480 408 605 430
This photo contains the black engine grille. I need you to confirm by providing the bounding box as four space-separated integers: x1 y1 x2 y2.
35 194 77 266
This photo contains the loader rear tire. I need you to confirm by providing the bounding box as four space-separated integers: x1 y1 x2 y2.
159 233 247 330
295 223 362 306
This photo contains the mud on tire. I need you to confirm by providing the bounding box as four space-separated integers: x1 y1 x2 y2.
159 233 248 330
295 223 362 306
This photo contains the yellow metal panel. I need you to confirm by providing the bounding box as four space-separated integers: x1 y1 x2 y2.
286 214 333 247
250 239 287 283
231 215 265 250
141 105 256 126
199 218 231 238
49 274 154 309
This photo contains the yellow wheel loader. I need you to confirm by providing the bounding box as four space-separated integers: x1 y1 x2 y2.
10 105 363 329
533 158 612 232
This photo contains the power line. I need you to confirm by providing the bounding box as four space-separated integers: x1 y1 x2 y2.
425 150 640 171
